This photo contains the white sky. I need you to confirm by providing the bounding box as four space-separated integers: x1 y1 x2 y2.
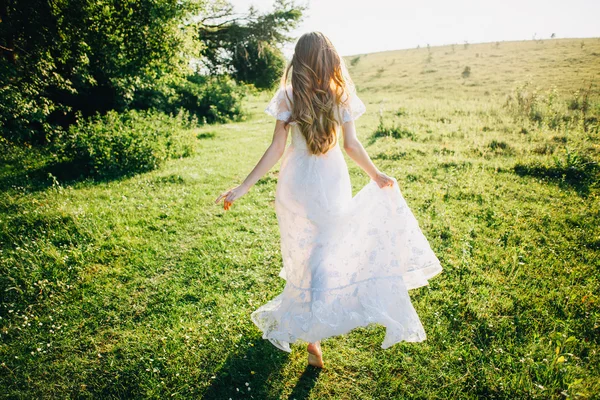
229 0 600 56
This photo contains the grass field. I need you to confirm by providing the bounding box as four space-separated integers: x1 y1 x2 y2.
1 38 600 399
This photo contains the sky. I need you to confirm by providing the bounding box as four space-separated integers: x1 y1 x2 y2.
229 0 600 57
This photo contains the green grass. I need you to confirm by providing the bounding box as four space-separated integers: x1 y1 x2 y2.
1 38 600 399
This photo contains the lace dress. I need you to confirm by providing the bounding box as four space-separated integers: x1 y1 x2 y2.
250 85 443 352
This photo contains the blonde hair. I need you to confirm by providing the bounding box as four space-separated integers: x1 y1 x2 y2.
281 32 354 155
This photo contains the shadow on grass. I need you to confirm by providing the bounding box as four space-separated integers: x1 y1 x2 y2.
513 160 599 197
0 156 144 194
197 132 216 139
201 337 323 400
0 160 87 193
201 337 290 399
288 367 322 400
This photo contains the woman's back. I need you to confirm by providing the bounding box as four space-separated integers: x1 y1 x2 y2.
266 84 366 154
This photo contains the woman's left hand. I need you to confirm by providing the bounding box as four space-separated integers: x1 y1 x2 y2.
215 184 249 210
373 171 395 188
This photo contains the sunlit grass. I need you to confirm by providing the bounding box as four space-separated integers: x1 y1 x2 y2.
1 38 599 399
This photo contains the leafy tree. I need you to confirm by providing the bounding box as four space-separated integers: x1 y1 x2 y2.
198 0 304 89
0 0 303 142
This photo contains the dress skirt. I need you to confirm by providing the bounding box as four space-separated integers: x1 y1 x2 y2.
250 134 443 353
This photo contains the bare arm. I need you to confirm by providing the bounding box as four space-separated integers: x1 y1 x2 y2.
342 120 394 188
215 120 289 210
240 120 289 189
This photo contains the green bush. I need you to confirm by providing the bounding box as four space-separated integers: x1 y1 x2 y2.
56 110 196 178
131 75 247 124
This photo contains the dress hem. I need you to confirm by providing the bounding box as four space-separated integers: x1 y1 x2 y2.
251 315 429 354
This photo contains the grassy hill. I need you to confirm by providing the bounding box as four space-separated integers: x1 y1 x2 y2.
1 38 599 398
347 38 600 95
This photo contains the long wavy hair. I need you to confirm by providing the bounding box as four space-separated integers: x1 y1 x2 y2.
281 32 354 155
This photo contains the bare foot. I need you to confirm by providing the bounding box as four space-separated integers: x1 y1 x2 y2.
307 341 324 368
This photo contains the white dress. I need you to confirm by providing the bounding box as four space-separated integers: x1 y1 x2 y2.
250 85 443 352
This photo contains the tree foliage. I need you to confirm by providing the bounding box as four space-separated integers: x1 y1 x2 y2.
0 0 302 142
198 0 303 89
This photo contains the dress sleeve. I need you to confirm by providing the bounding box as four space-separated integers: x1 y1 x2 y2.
340 89 366 123
265 86 292 122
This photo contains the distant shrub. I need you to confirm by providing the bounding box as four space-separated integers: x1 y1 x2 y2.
504 81 545 124
395 108 408 117
462 66 471 78
372 151 407 161
567 84 598 132
370 110 414 142
55 110 196 178
532 143 556 155
505 82 599 133
488 140 514 154
439 161 472 170
433 147 454 156
349 56 361 67
552 135 568 143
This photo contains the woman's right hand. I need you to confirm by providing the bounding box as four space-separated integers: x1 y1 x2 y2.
373 171 395 188
215 183 250 211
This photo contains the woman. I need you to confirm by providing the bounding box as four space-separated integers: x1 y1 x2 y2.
215 32 442 368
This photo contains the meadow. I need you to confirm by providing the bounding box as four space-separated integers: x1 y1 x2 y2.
1 38 599 398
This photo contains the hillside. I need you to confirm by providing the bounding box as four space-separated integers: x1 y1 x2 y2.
346 38 600 98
